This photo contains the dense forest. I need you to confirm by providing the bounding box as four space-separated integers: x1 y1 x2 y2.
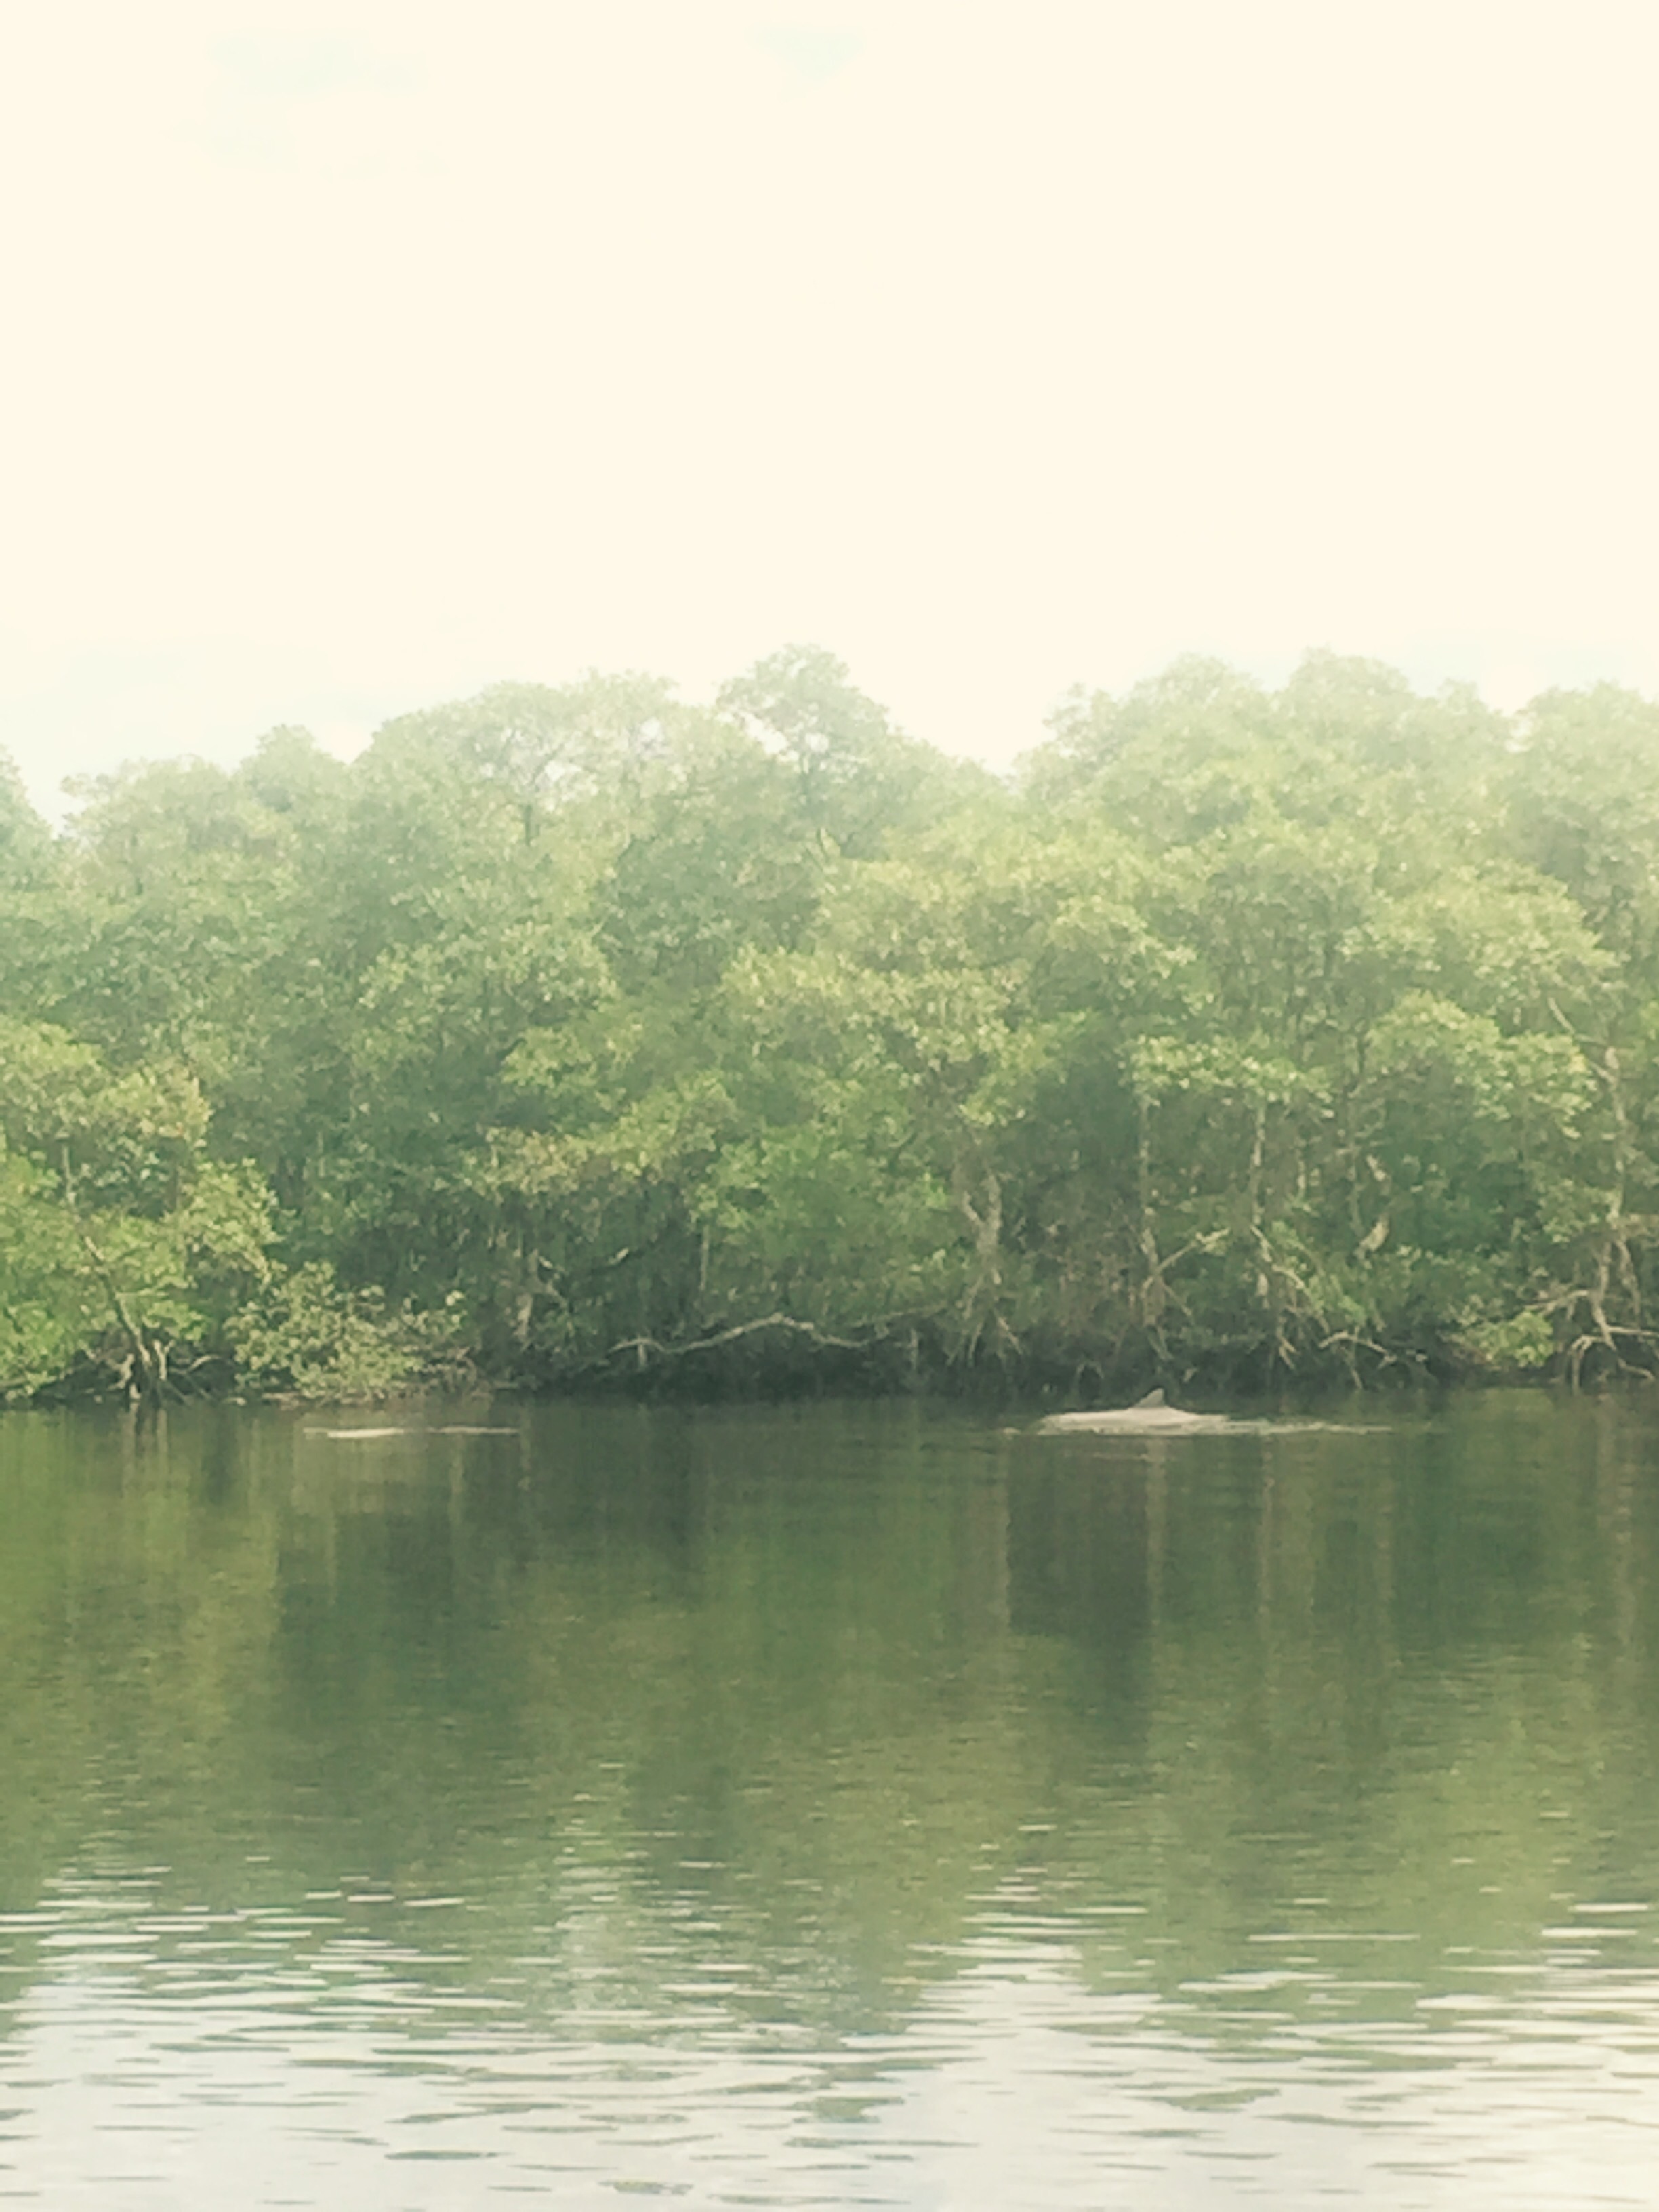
3 646 1659 1404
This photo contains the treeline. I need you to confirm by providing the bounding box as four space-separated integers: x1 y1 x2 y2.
3 645 1659 1402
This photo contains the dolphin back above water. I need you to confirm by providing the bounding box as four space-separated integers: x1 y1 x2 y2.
1034 1390 1378 1439
1036 1389 1247 1437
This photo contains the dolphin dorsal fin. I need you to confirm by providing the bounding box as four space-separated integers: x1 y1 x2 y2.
1133 1388 1166 1409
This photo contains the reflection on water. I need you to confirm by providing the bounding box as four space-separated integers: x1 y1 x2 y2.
2 1395 1658 2206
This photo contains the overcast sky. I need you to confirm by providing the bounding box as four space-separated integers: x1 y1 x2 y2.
2 0 1656 809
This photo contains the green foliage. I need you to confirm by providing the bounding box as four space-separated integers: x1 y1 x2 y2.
718 644 982 859
1454 1310 1557 1372
0 1140 88 1398
227 1261 469 1401
0 1016 278 1399
8 649 1659 1399
0 748 52 885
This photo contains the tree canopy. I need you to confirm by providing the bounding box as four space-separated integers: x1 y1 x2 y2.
4 648 1658 1402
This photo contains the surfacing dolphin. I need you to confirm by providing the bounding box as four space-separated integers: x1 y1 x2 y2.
1037 1389 1240 1436
1033 1389 1376 1438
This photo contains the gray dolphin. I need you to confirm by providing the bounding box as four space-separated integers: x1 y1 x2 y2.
1036 1389 1242 1436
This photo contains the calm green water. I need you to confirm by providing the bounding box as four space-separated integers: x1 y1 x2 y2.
3 1395 1658 2208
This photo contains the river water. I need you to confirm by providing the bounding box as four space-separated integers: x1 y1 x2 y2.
2 1393 1658 2208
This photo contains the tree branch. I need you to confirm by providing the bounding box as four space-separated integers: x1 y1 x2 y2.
587 1311 880 1371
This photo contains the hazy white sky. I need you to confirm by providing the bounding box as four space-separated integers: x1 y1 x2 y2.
2 0 1656 807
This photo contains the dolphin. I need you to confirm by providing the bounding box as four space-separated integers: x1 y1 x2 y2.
1036 1389 1242 1436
